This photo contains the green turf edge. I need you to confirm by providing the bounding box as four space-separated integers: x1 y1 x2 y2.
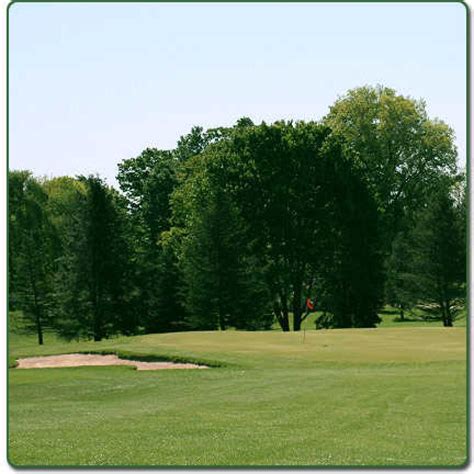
8 349 227 369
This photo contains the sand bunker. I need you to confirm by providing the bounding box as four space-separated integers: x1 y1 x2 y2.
15 353 209 371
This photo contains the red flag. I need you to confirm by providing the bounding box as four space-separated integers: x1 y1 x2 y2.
306 298 314 311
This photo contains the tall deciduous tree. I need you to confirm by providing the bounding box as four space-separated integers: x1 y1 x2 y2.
324 85 457 242
203 120 384 330
315 148 384 328
117 149 185 333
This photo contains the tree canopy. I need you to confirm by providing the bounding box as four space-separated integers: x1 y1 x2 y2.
8 85 466 342
324 85 457 242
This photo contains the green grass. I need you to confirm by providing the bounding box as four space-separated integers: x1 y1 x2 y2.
8 325 467 467
378 306 467 328
269 307 467 331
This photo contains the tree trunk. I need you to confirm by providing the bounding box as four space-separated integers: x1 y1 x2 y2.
35 313 44 345
279 292 290 332
92 284 104 341
29 268 44 345
293 308 302 331
280 315 290 332
292 279 303 331
93 312 103 341
276 309 290 331
218 311 226 331
443 301 453 327
399 307 405 321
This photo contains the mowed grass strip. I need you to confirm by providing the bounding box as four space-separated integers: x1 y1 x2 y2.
8 328 467 466
9 326 466 368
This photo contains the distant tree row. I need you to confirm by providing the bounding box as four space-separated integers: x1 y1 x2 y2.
9 86 466 344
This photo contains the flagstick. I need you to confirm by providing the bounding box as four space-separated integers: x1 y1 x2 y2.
303 328 306 344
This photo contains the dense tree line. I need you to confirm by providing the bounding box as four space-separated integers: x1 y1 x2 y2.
9 86 466 343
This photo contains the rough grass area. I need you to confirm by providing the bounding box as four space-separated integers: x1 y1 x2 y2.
8 326 467 467
268 306 467 331
377 306 467 328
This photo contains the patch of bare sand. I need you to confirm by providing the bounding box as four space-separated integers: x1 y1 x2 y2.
15 353 209 371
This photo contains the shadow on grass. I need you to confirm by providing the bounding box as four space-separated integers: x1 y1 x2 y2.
82 350 225 368
392 317 430 323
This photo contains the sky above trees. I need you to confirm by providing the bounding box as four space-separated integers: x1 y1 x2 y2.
9 2 466 187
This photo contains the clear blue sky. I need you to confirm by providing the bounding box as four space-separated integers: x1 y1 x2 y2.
9 2 467 187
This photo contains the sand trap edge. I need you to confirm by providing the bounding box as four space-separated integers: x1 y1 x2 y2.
15 353 210 371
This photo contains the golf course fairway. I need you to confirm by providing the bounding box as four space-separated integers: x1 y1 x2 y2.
8 326 467 467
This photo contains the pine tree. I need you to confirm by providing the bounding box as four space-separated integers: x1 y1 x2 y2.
407 179 466 326
178 166 272 331
9 171 57 344
54 176 135 340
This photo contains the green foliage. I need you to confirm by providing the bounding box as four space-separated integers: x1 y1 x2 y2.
152 238 187 332
174 126 210 162
315 154 384 328
403 178 466 326
384 231 417 319
199 121 384 330
9 85 464 337
324 85 458 280
173 152 272 330
53 176 135 340
216 121 338 331
382 175 466 326
174 124 234 162
324 85 461 322
8 171 58 344
325 85 457 224
117 149 186 333
117 148 176 238
378 306 466 328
